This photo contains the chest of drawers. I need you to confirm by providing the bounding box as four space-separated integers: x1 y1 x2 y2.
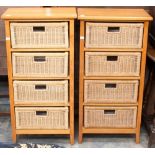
2 7 76 144
77 8 152 143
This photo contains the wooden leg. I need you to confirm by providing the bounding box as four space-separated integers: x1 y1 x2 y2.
70 133 74 145
78 131 83 144
136 131 140 144
12 132 17 144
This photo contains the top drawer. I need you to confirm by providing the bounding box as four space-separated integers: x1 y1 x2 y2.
10 22 69 48
85 23 144 48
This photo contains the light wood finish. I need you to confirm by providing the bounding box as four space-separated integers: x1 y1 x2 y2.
14 103 70 106
78 8 152 144
79 20 85 144
16 129 70 134
82 128 136 134
84 48 143 52
136 21 149 144
83 103 138 106
69 20 75 145
11 48 70 52
5 20 16 143
2 7 76 145
83 76 140 80
1 7 77 20
78 8 153 21
13 77 70 80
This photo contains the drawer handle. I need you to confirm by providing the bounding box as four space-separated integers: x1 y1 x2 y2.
35 84 46 90
104 110 115 115
36 111 47 116
34 56 46 62
107 56 118 61
105 83 116 88
33 26 45 32
108 27 120 32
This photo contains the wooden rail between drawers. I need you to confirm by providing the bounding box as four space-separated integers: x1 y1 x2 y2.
82 128 136 134
83 76 141 80
11 48 70 52
16 129 70 135
13 77 70 80
14 103 70 106
84 48 143 52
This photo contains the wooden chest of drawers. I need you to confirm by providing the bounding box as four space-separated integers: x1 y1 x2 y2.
2 7 77 144
78 8 152 144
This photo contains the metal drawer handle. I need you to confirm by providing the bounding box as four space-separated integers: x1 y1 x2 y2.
105 83 117 88
107 56 118 61
33 26 45 32
34 56 46 62
104 110 115 115
35 84 46 90
108 26 120 32
36 111 47 116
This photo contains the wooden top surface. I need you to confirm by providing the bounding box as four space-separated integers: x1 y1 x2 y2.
1 7 77 20
78 8 153 21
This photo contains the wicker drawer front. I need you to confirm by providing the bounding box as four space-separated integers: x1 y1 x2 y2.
15 107 68 129
85 23 143 48
84 80 139 103
85 52 141 76
10 22 69 48
84 106 137 128
12 52 68 77
13 80 68 104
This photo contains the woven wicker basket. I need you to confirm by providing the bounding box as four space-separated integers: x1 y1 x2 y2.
15 107 68 129
10 22 69 48
85 52 141 76
13 80 68 104
12 52 68 77
84 106 137 128
85 23 143 48
84 80 139 103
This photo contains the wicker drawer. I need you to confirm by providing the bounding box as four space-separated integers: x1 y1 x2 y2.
84 80 139 103
13 80 68 105
12 52 68 77
10 22 69 48
15 107 68 129
85 52 141 76
84 106 137 128
85 22 143 48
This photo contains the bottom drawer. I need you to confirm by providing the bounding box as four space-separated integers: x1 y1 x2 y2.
84 106 137 128
15 107 68 129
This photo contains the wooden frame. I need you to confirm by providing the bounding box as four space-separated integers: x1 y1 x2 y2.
2 8 76 145
78 8 152 144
